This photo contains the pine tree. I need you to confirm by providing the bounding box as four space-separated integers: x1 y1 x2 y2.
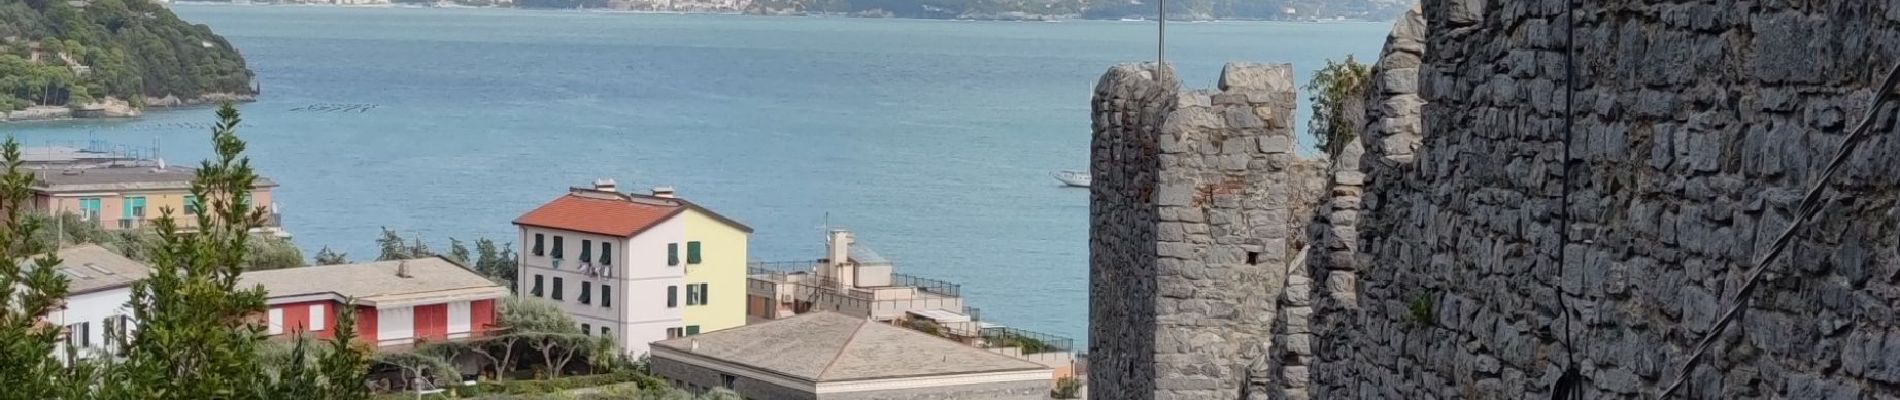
448 237 470 265
313 246 349 265
375 227 406 261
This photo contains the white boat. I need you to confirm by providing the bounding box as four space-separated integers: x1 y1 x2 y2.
1052 170 1090 187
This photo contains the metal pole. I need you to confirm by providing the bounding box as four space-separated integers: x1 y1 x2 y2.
1157 0 1165 69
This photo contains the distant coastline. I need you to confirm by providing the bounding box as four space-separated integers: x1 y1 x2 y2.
169 1 1400 23
1 93 256 124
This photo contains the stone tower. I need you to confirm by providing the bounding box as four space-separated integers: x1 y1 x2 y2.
1089 62 1325 399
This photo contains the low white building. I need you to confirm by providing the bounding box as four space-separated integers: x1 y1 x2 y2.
39 245 151 361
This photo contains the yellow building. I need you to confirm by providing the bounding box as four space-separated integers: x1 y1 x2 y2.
513 180 751 357
29 164 284 236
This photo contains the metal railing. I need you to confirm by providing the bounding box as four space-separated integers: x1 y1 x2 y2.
890 272 960 297
981 326 1074 355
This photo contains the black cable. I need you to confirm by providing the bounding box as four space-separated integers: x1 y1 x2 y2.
1656 57 1900 400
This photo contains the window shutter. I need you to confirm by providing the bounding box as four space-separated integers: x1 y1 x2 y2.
310 304 327 331
581 240 592 263
686 325 699 335
687 242 702 264
700 284 709 305
668 243 679 266
601 242 613 265
603 285 613 308
667 286 677 308
533 234 545 256
268 308 284 335
581 282 592 305
553 236 564 259
533 275 544 297
553 277 564 300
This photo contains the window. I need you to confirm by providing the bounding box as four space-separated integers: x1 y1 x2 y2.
720 374 736 390
552 277 564 300
184 195 200 215
602 285 613 308
600 242 613 265
78 198 101 221
552 236 565 259
67 322 90 348
310 304 327 331
580 282 592 305
581 323 591 335
532 233 545 256
667 243 679 266
268 308 284 335
124 197 147 220
687 241 702 264
667 285 678 308
687 283 709 306
686 325 700 335
601 327 610 337
580 239 592 263
666 327 683 338
532 274 544 297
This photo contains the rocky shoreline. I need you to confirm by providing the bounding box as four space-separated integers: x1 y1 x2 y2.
0 93 256 123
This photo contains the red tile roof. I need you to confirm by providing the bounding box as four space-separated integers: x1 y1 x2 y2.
513 193 685 237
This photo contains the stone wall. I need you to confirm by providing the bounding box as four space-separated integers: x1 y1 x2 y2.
1088 62 1328 400
1317 0 1900 399
1095 1 1900 399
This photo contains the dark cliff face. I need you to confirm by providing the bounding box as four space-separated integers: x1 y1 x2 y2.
0 0 256 108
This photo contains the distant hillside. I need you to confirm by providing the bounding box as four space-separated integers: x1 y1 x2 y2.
0 0 255 111
735 0 1410 20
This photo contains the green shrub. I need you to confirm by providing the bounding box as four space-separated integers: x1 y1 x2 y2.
1052 376 1082 399
1406 292 1435 329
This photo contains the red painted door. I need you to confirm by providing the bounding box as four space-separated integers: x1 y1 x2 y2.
414 304 448 342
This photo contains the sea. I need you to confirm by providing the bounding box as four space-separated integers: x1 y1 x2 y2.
6 5 1389 343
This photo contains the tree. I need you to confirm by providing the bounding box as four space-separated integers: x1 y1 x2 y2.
473 238 519 291
448 237 470 265
318 304 371 400
0 137 78 399
101 102 272 398
313 246 349 265
246 235 305 270
1305 56 1372 160
376 227 407 261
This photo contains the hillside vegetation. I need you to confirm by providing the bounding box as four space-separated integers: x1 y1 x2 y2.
0 0 254 110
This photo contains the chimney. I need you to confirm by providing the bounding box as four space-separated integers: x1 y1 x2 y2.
824 229 855 289
651 186 676 198
396 260 411 278
592 178 618 193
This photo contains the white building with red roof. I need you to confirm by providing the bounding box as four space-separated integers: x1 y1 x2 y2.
513 179 751 357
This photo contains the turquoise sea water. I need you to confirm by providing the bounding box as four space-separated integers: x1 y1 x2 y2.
8 5 1387 342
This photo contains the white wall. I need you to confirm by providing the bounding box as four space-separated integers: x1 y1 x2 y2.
377 306 414 345
50 288 134 360
519 217 686 358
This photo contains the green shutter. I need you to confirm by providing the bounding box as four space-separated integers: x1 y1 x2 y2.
668 243 679 266
687 242 702 264
581 240 592 262
686 325 700 335
701 284 709 305
667 286 677 308
602 285 612 308
601 243 613 265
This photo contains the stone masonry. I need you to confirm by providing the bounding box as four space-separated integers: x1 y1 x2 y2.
1095 0 1900 399
1089 62 1327 400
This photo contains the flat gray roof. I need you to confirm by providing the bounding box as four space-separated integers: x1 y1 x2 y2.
29 166 277 193
651 312 1049 382
39 244 152 295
